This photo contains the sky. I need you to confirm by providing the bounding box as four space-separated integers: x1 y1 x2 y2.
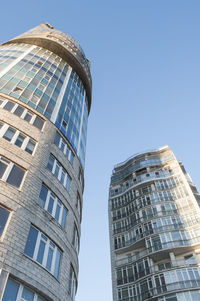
1 1 200 300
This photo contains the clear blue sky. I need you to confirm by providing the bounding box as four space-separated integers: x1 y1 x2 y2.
1 1 200 300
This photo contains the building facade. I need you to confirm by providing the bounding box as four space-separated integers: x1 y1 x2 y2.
0 23 92 301
109 146 200 301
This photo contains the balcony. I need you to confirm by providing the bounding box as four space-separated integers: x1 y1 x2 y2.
115 238 200 265
118 280 200 301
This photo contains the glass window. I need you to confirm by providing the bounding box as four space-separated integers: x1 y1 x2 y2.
13 105 24 117
54 132 60 146
24 226 38 258
2 278 46 301
37 183 67 228
0 157 9 178
24 225 61 278
25 139 36 154
24 111 33 122
37 235 47 264
15 133 25 147
54 248 61 278
69 265 77 301
3 127 16 141
54 132 74 165
47 195 54 214
2 278 19 301
185 254 196 265
47 154 71 191
21 287 34 301
65 176 71 191
47 155 54 171
4 101 15 111
0 206 9 236
38 184 48 208
72 224 79 253
33 116 44 130
6 164 25 188
61 206 67 228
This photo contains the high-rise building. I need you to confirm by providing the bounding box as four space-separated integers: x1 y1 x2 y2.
109 146 200 301
0 23 92 301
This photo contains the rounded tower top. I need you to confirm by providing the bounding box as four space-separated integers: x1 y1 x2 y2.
2 22 92 113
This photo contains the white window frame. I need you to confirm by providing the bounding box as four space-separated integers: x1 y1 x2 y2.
26 226 61 277
39 184 67 228
4 278 45 301
48 155 71 191
0 98 44 130
55 132 74 164
0 155 25 188
0 122 37 155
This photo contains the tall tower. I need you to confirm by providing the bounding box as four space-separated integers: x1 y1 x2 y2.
0 23 92 301
109 146 200 301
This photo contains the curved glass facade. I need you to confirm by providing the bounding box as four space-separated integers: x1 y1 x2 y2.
0 22 92 167
109 146 200 301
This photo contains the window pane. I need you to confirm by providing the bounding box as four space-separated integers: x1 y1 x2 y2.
47 196 54 214
24 112 32 122
25 139 35 154
0 206 9 236
21 287 34 301
13 105 24 117
61 207 67 228
54 163 60 178
69 152 74 164
36 240 46 264
0 160 8 178
65 176 71 191
60 171 65 184
33 116 44 130
2 278 19 301
3 127 16 141
60 141 65 152
4 101 15 111
46 247 54 271
15 133 25 147
6 164 25 188
54 132 60 146
54 248 61 278
47 155 54 171
38 184 48 208
55 203 61 221
24 226 38 258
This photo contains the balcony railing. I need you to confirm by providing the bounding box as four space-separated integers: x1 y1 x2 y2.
115 238 200 265
118 280 200 301
111 171 176 197
116 260 197 285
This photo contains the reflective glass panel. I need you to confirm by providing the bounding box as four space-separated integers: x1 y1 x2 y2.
6 164 25 187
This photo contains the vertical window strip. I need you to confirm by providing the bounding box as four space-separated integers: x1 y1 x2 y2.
69 265 77 301
47 154 71 191
72 224 79 253
24 226 62 278
0 205 10 237
54 131 74 164
38 183 67 228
